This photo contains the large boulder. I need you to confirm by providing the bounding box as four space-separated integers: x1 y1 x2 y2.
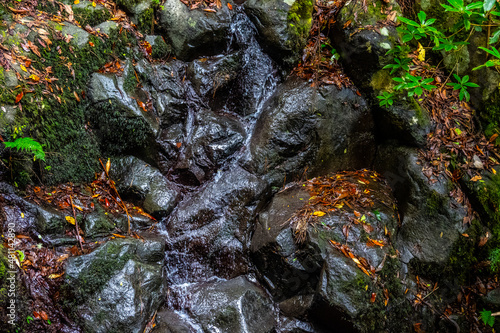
64 236 166 333
157 0 233 60
164 276 277 333
244 77 375 187
251 171 414 332
330 0 401 89
164 165 269 281
87 62 160 157
244 0 313 68
110 156 181 218
169 109 245 185
374 145 468 273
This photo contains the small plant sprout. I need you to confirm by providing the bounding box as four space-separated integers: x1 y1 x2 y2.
447 74 479 101
376 92 395 107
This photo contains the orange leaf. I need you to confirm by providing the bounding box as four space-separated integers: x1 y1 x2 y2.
353 210 361 217
39 311 48 321
105 158 111 173
366 238 385 248
176 142 182 148
470 175 482 182
73 91 80 102
227 3 233 9
111 233 126 238
89 41 95 47
15 91 24 103
370 293 376 303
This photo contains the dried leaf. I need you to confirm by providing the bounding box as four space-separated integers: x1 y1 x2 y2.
48 272 64 279
227 3 233 9
370 293 376 303
312 211 326 217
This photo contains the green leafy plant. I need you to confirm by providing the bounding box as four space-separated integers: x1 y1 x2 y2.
383 57 411 74
447 74 480 101
3 137 46 161
376 92 395 107
397 11 441 44
473 46 500 70
393 73 437 97
480 309 495 327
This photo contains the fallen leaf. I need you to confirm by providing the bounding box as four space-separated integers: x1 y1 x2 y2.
176 142 182 148
48 272 64 279
65 216 75 225
15 91 24 103
39 311 48 321
29 74 40 81
470 175 482 182
73 91 80 102
227 3 233 9
20 64 27 72
417 42 425 61
312 211 326 217
370 293 376 303
74 0 79 3
89 41 95 47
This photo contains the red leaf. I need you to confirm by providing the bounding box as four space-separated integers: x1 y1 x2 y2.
15 91 24 103
227 3 233 9
370 293 376 303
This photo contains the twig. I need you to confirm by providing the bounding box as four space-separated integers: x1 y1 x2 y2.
69 195 84 251
99 158 131 234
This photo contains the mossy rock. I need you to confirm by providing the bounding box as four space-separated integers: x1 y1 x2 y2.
73 2 112 27
244 0 313 68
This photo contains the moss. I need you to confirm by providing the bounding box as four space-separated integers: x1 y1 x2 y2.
426 190 448 216
2 24 137 186
67 240 134 302
73 6 112 27
287 0 313 53
137 7 154 35
151 36 171 59
87 99 154 155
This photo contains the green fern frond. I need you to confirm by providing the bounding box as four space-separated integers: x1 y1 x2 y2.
3 137 46 161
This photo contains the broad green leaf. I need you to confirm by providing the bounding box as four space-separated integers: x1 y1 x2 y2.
484 0 496 12
490 28 500 44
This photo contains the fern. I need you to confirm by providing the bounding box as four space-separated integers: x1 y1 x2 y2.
3 137 46 161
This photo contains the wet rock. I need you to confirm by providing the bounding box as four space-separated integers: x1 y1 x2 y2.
171 110 245 184
157 0 232 60
251 175 411 331
0 183 66 235
134 59 188 127
166 276 277 333
212 12 279 117
82 208 116 238
244 0 313 68
187 52 242 98
245 77 375 187
64 236 165 333
330 0 401 89
369 71 433 147
150 309 197 332
87 62 160 156
110 156 181 217
165 165 268 281
374 145 467 267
